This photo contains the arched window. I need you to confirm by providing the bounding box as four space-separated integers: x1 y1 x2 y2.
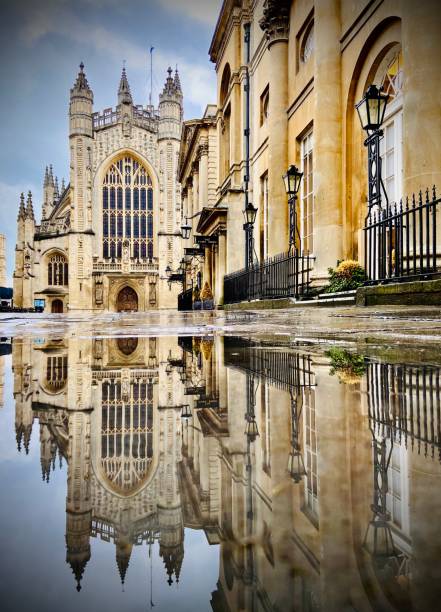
102 155 154 261
48 253 68 286
101 379 154 494
220 63 231 108
301 22 314 64
45 355 68 392
374 46 404 205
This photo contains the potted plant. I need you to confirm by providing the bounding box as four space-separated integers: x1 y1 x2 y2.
324 260 367 293
325 347 366 385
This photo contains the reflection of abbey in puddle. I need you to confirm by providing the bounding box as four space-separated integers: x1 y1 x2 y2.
13 336 185 590
11 335 441 610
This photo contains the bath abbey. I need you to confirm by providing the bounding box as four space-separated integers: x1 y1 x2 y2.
13 63 184 312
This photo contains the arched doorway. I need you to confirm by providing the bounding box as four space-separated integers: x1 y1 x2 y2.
117 286 138 312
51 299 63 313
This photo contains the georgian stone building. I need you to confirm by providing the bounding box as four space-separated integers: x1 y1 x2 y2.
13 64 184 312
178 105 223 303
180 0 441 306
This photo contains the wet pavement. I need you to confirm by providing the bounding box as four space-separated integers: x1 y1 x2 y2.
1 308 441 611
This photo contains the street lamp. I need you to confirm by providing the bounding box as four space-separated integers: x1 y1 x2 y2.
181 218 192 240
180 404 192 420
356 85 389 211
287 390 306 483
245 373 259 442
283 165 303 252
243 202 258 269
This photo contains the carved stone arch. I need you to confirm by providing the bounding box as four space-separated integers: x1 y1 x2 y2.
44 248 69 287
219 63 231 108
108 277 144 312
92 147 161 260
344 16 402 254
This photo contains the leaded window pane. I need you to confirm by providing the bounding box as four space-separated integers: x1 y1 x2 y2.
102 155 154 260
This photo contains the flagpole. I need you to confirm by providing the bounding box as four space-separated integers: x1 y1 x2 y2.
149 46 154 107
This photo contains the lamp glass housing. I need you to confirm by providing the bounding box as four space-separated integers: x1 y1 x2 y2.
181 219 192 240
356 84 389 132
245 418 259 441
283 165 303 197
287 449 307 483
244 202 257 225
180 404 192 419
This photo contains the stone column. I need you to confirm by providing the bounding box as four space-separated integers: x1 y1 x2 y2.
402 0 441 196
260 1 290 256
199 144 209 209
313 0 343 278
192 164 199 215
187 179 193 222
314 365 355 610
215 232 227 305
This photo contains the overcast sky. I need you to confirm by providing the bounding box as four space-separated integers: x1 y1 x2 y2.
0 0 221 284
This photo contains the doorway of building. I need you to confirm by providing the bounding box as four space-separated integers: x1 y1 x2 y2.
117 286 138 312
51 299 63 313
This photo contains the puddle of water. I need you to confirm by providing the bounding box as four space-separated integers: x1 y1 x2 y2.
0 328 441 611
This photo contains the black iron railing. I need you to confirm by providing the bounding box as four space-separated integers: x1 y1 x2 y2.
224 250 314 304
364 187 441 283
367 362 441 460
178 288 192 311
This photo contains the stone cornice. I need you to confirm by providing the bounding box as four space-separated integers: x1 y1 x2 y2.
259 0 291 47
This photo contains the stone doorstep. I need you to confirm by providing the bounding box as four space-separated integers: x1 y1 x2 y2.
356 277 441 307
223 291 357 310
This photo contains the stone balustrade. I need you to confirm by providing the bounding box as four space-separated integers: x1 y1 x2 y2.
92 259 159 274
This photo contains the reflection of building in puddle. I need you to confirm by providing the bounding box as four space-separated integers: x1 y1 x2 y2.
0 339 12 408
11 336 441 610
12 336 185 590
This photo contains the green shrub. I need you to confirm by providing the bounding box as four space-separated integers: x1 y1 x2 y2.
325 347 366 384
324 259 366 293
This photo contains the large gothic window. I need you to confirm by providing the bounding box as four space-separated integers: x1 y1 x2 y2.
48 253 68 286
101 379 154 494
102 155 154 260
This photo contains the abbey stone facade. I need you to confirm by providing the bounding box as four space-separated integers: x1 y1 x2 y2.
13 63 184 312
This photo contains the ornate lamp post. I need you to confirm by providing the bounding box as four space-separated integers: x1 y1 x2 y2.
181 217 192 240
180 404 192 420
363 423 399 570
356 84 389 211
245 372 259 442
287 390 307 483
243 202 258 270
283 165 303 252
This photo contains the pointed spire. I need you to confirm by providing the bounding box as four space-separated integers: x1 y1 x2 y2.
174 67 182 93
44 166 49 188
49 164 54 186
61 178 66 192
68 557 89 592
26 191 34 220
162 66 175 96
54 177 59 200
71 62 93 100
118 64 133 106
17 192 26 221
116 540 133 585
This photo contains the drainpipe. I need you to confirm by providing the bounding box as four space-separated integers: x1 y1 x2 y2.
244 22 252 267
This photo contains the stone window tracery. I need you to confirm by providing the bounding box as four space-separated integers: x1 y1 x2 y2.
101 379 154 494
48 253 68 286
102 155 154 260
45 355 68 392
